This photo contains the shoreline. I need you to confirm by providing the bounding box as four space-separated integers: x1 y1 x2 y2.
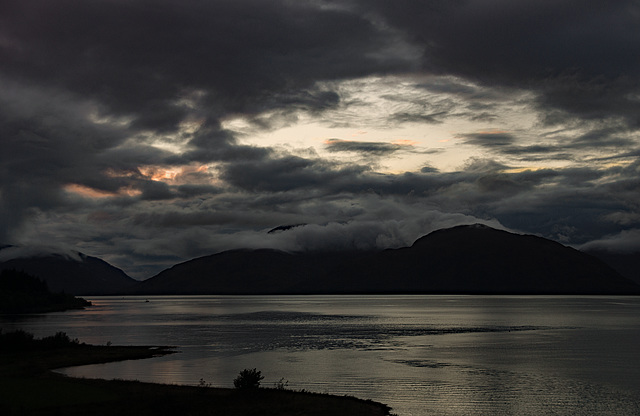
0 341 392 416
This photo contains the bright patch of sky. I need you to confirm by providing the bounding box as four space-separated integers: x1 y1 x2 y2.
2 0 640 278
223 75 559 173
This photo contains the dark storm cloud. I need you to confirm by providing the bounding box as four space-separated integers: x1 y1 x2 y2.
459 125 640 163
215 157 639 250
391 111 448 124
221 155 371 193
461 132 516 148
173 123 272 164
325 139 406 156
2 0 640 276
570 127 637 149
0 0 408 131
359 0 640 127
0 79 126 239
537 76 640 127
581 229 640 253
500 145 575 162
22 152 636 277
0 0 413 242
176 184 222 198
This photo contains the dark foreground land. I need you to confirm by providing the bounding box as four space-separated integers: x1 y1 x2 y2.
0 332 391 416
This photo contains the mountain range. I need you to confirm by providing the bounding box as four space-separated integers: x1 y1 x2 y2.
133 224 639 295
1 225 638 295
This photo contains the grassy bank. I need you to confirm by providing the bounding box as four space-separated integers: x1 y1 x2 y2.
0 331 392 416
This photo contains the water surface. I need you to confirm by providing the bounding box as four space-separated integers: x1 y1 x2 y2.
2 295 639 415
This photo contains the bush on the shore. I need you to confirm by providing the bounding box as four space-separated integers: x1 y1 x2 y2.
233 368 264 389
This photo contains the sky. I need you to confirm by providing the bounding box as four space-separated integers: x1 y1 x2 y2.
1 0 640 279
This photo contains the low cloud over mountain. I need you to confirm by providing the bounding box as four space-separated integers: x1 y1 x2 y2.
1 1 639 277
131 225 639 295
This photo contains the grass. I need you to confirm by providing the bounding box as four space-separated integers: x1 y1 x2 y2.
0 333 392 416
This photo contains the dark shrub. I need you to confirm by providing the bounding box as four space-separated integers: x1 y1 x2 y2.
0 330 81 351
41 332 79 348
0 329 34 351
233 368 264 389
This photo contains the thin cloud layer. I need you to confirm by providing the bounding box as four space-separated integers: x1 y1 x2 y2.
1 0 639 278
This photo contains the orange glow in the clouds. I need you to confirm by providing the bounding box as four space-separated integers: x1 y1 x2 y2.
504 167 544 173
157 168 179 181
138 166 179 181
104 168 136 178
120 186 143 197
65 184 142 198
391 139 418 146
138 165 210 183
65 184 116 198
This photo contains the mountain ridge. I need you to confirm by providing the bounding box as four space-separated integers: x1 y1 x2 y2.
2 225 637 295
130 224 640 295
0 249 137 295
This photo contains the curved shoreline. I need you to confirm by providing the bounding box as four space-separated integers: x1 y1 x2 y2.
0 343 392 416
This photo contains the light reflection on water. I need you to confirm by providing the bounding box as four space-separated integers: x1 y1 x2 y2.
2 295 640 415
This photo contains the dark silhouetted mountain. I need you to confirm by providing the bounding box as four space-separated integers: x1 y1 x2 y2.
130 249 350 294
584 249 640 285
132 224 640 295
344 224 639 294
0 250 137 295
0 269 91 313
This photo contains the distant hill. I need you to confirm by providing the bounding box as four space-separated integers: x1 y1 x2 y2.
0 249 137 295
130 249 356 295
0 269 91 313
132 224 640 295
584 249 640 285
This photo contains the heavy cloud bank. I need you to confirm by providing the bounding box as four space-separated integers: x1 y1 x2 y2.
1 0 639 277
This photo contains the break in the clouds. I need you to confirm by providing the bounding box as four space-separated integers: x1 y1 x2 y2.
1 0 639 278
